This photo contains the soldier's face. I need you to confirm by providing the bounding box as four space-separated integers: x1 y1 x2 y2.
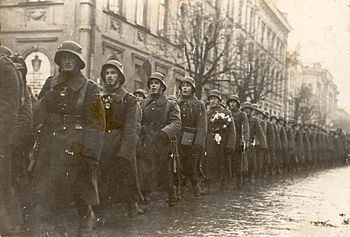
228 101 238 110
104 66 122 87
209 96 220 107
60 53 79 72
251 110 258 117
135 93 145 103
271 118 276 124
258 113 264 120
180 82 193 96
149 79 162 95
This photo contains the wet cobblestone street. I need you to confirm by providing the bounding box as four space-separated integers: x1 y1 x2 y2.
80 165 350 237
24 165 350 237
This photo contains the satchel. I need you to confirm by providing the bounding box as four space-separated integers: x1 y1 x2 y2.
181 131 196 146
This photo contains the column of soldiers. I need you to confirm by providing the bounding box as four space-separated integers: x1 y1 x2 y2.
1 41 350 235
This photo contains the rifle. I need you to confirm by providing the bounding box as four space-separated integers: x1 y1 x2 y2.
27 124 43 172
170 137 181 175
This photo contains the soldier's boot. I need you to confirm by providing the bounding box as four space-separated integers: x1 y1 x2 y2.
249 172 255 184
236 174 243 186
167 186 177 207
192 182 201 197
231 174 238 188
201 182 210 195
79 205 97 231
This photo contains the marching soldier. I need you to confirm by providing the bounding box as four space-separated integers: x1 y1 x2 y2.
252 105 264 179
294 122 304 170
302 124 312 169
286 119 296 172
226 95 249 186
270 115 282 174
32 41 105 230
176 76 207 197
276 117 288 173
241 102 266 184
139 72 181 207
0 46 23 234
308 124 317 168
98 58 141 217
133 89 148 104
9 54 34 222
205 90 235 191
262 112 276 176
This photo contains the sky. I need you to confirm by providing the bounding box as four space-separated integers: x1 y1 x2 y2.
274 0 350 112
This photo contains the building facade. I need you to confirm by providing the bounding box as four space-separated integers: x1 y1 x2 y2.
0 0 185 96
285 50 303 119
301 63 338 126
226 0 291 116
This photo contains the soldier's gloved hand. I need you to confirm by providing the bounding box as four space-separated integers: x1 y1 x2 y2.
192 144 202 155
156 131 169 144
44 89 60 112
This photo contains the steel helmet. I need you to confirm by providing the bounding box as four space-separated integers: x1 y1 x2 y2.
147 72 167 91
208 89 222 101
179 76 196 91
0 45 13 57
226 95 240 105
133 88 148 98
269 115 278 121
264 111 270 118
101 59 125 85
240 101 252 110
54 41 85 69
251 103 260 112
288 118 295 124
277 117 286 123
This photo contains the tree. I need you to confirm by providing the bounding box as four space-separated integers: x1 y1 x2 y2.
229 36 281 103
292 83 319 123
176 0 238 99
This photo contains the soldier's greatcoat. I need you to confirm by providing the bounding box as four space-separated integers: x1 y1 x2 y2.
206 105 235 182
247 115 267 174
139 94 181 192
0 56 22 229
294 129 304 163
177 95 207 185
230 109 249 176
99 86 139 203
32 72 105 210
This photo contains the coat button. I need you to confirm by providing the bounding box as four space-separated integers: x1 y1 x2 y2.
152 108 155 111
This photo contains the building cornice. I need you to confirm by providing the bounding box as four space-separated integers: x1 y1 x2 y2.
260 0 292 33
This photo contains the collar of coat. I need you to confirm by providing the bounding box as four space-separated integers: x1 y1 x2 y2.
51 71 87 91
231 108 242 117
177 95 197 106
144 94 167 107
101 86 127 101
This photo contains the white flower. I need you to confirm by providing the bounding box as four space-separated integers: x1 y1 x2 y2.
214 133 222 144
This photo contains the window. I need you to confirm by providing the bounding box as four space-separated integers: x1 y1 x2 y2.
158 0 168 36
136 0 146 26
108 0 122 15
261 23 265 44
271 33 275 52
238 0 243 25
249 8 253 33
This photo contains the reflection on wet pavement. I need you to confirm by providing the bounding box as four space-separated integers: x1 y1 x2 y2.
29 166 350 237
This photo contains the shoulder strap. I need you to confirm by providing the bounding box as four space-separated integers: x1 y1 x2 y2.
162 99 170 125
75 80 88 110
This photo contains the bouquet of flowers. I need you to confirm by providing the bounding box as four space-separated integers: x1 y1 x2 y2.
210 112 232 144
